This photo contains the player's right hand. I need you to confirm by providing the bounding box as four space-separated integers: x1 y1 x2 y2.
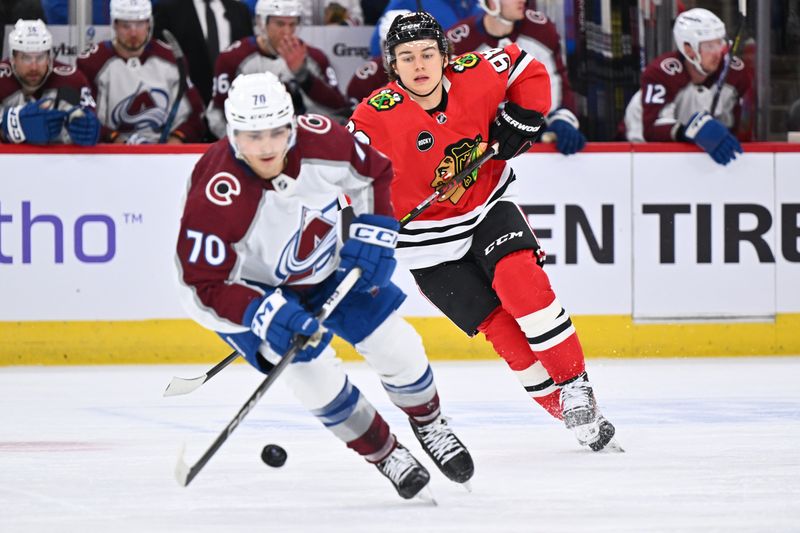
245 289 331 363
683 111 743 165
2 100 66 144
337 214 399 293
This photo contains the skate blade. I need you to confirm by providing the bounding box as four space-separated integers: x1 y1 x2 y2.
459 480 473 493
598 438 625 453
415 485 438 506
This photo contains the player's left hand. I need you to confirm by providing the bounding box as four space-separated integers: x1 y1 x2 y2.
337 214 399 293
489 101 546 160
684 111 743 165
546 108 586 155
65 107 101 146
277 35 308 74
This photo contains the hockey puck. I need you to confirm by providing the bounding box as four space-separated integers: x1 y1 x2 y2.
261 444 287 467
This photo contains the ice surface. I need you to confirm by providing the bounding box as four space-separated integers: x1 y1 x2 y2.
1 358 799 532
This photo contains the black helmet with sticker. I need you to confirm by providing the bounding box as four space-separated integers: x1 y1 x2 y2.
383 11 449 67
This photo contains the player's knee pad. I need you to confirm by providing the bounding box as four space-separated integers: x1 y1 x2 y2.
281 346 347 410
355 312 429 387
492 250 556 317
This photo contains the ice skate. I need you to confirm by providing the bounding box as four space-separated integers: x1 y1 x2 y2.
410 415 475 486
375 443 435 502
559 373 622 452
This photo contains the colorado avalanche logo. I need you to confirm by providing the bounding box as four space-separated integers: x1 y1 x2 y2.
205 172 241 206
111 82 170 130
275 201 339 284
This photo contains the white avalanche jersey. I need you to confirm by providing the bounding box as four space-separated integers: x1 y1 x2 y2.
76 40 206 142
175 115 393 333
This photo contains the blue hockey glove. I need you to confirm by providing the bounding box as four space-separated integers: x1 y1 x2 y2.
2 101 66 144
683 111 743 165
337 214 399 293
243 289 332 368
65 107 101 146
546 108 586 155
489 101 546 160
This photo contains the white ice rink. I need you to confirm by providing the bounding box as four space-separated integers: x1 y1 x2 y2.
1 357 799 532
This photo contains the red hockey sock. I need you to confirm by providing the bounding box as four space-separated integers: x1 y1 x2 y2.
347 413 395 463
492 250 586 385
478 306 562 420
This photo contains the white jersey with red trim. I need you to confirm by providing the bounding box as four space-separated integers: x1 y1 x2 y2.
347 43 550 270
176 115 393 333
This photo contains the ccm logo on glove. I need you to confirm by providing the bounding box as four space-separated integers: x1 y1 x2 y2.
351 224 398 248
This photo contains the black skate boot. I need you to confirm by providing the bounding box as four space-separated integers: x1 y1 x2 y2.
559 373 620 452
410 415 474 484
375 443 431 499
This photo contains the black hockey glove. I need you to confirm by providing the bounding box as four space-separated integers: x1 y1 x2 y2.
489 101 546 160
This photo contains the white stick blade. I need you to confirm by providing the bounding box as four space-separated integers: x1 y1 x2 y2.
175 444 191 486
163 376 206 397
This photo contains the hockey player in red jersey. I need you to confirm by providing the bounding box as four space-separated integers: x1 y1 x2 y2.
206 0 347 139
622 8 751 165
76 0 206 144
446 0 585 155
176 72 474 500
348 12 619 452
1 19 100 146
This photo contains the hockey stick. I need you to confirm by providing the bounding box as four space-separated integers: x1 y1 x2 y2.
709 0 747 117
159 29 187 143
399 141 499 226
163 199 356 397
175 266 362 487
163 351 238 397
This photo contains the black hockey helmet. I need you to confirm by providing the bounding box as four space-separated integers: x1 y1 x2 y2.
383 11 449 67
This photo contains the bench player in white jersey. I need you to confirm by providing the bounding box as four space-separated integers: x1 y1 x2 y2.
622 8 751 165
348 12 619 452
205 0 347 139
446 0 585 155
176 72 474 500
76 0 206 144
0 19 100 145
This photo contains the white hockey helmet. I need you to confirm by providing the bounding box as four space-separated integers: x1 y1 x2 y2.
110 0 153 21
255 0 303 19
673 8 726 75
8 19 52 54
225 72 296 159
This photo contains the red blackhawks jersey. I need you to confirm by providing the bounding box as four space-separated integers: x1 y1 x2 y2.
347 44 550 270
176 114 393 334
76 40 205 142
624 50 753 142
0 60 95 144
206 37 347 139
446 10 575 114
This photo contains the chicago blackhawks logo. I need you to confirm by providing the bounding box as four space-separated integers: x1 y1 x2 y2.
368 88 403 111
451 53 481 73
275 201 339 284
432 136 486 205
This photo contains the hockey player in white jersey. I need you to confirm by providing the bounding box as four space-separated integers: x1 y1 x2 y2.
205 0 347 139
176 72 474 500
76 0 206 143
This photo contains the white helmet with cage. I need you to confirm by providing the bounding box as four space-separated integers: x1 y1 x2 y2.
8 19 52 54
224 72 296 159
673 8 727 75
110 0 153 21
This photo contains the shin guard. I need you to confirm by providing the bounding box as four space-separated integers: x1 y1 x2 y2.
492 250 586 384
